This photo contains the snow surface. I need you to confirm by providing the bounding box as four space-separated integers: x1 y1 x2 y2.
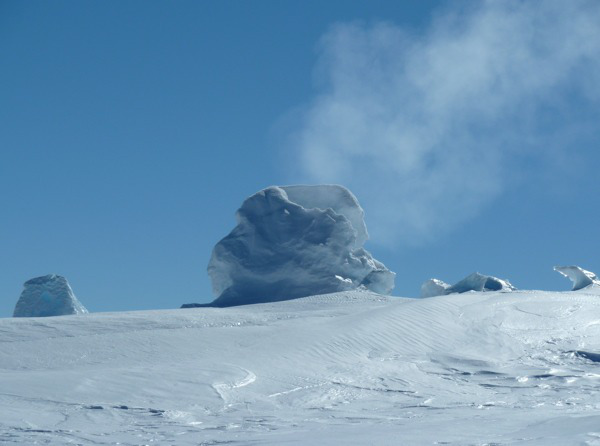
3 288 600 444
204 185 395 307
554 265 600 291
12 274 88 318
420 272 516 298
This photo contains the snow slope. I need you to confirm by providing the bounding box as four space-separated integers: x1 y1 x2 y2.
2 288 600 445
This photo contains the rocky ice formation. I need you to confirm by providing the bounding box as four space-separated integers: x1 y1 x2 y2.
449 272 516 294
420 272 516 298
554 266 600 291
191 185 395 307
13 274 88 317
420 278 451 298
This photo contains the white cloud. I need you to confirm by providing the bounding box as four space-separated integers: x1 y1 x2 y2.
288 0 600 245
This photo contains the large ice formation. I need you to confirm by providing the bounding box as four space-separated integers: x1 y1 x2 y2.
199 185 395 307
13 274 88 317
554 266 600 291
420 272 516 298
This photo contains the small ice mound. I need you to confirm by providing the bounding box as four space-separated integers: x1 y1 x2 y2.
554 265 600 291
448 272 516 294
420 278 451 298
13 274 88 317
571 350 600 363
203 185 395 307
420 272 516 298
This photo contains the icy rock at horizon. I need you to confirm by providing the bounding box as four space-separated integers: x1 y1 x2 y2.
420 278 451 298
204 185 395 307
420 272 516 298
13 274 88 317
554 265 600 291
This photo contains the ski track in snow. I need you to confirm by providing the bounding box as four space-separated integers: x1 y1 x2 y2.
1 289 600 444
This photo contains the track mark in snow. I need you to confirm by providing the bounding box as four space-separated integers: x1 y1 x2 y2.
331 380 418 396
268 383 327 398
213 367 257 406
234 369 256 388
268 387 304 398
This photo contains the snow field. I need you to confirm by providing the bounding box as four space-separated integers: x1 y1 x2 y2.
2 288 600 444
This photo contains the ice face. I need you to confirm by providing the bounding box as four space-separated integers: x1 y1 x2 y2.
280 185 369 248
13 274 88 317
206 185 395 307
420 272 516 298
554 266 600 291
448 272 516 294
420 278 451 298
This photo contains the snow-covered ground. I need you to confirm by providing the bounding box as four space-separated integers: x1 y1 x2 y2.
2 288 600 445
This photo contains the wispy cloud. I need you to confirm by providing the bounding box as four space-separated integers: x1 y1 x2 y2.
287 0 600 245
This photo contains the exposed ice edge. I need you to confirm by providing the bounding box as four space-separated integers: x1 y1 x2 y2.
421 266 600 298
420 272 516 298
13 274 88 318
554 265 600 291
186 185 395 308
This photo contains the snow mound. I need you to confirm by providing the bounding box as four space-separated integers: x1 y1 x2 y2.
203 185 395 307
13 274 88 317
420 272 516 298
554 265 600 291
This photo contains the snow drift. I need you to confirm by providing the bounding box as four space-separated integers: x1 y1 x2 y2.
197 185 395 307
554 265 600 291
420 272 516 298
13 274 88 317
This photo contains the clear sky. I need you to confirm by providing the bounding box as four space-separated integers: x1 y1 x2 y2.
1 0 599 318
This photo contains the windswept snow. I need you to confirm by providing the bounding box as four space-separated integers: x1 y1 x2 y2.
2 288 600 445
12 274 88 318
420 272 516 298
554 265 600 291
203 185 395 307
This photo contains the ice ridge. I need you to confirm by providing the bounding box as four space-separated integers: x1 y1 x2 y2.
554 266 600 291
420 272 516 298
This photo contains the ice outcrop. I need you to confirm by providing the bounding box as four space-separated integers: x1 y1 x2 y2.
554 266 600 291
420 272 516 298
420 278 451 298
13 274 88 317
198 185 395 307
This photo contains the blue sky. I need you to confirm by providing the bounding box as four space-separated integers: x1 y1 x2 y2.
1 0 599 317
